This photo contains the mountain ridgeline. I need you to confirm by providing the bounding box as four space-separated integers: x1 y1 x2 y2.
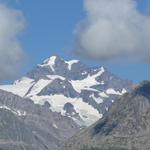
58 81 150 150
0 56 132 126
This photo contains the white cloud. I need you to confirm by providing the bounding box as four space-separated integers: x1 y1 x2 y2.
0 4 25 80
75 0 150 62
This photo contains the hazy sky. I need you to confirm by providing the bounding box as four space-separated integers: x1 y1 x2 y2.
0 0 150 83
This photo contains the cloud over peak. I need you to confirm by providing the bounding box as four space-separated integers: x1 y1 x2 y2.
75 0 150 62
0 3 25 80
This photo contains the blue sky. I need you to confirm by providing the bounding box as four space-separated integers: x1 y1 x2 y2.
2 0 150 83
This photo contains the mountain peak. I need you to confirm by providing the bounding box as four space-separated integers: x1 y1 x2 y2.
38 55 64 72
133 80 150 99
43 56 57 63
137 80 150 88
42 55 61 66
0 55 133 127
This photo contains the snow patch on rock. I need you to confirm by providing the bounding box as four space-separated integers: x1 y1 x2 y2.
70 68 105 93
65 60 79 70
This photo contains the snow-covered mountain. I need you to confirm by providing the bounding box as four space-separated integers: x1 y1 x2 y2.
0 56 133 126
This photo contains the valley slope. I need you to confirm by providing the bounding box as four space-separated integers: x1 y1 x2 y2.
0 89 79 150
58 81 150 150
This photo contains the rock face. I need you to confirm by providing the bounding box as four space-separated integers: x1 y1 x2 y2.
0 56 133 126
0 90 79 150
59 81 150 150
38 79 78 98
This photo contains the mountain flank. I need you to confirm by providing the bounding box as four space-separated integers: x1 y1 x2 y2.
58 81 150 150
